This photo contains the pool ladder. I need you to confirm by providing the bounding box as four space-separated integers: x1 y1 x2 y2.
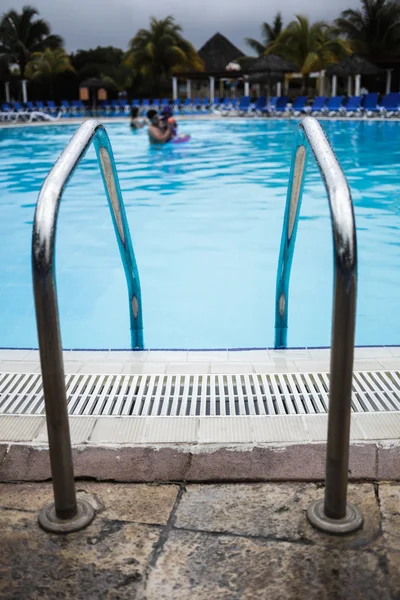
32 117 362 536
32 120 143 532
275 116 361 533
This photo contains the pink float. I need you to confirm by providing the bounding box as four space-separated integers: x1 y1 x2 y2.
171 134 191 144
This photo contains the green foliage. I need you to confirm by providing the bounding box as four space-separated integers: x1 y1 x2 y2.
127 16 203 94
245 13 283 56
100 63 135 93
25 47 74 78
25 47 74 98
267 15 350 74
0 5 62 76
335 0 400 60
71 46 124 80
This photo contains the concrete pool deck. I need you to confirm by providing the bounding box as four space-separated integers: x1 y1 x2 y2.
0 480 399 598
0 347 399 483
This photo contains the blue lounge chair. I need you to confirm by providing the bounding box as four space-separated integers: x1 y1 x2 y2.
60 100 71 116
25 101 34 111
220 98 236 114
200 98 210 111
269 96 289 114
209 97 221 111
340 96 362 116
171 98 182 114
13 101 24 112
218 98 231 111
379 93 400 117
0 103 14 122
291 96 307 115
262 96 277 114
236 96 251 115
120 99 128 114
46 100 57 113
109 99 120 115
98 100 107 114
35 100 45 111
72 100 85 115
161 98 169 108
152 99 160 110
181 98 192 113
252 96 267 115
322 96 344 115
131 99 140 107
304 96 326 114
362 93 379 115
141 99 150 115
230 98 238 111
191 98 201 112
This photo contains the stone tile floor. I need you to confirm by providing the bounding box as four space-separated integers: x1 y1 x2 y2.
0 481 399 599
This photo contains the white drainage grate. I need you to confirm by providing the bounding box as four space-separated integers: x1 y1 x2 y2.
1 371 400 416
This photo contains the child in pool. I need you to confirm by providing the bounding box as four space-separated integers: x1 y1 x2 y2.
161 106 178 137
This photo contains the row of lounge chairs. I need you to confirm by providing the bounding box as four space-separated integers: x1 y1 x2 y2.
212 93 400 117
113 93 400 117
1 92 399 120
128 93 400 117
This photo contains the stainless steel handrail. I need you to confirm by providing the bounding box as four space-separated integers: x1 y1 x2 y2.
275 116 363 534
32 120 143 533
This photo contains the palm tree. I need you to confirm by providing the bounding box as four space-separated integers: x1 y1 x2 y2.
245 13 283 56
127 16 203 95
335 0 400 61
0 5 62 77
25 48 74 98
267 16 350 90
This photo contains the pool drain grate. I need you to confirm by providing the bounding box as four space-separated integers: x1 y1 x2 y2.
1 371 400 416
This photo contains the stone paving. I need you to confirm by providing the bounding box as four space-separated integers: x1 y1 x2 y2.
0 481 399 599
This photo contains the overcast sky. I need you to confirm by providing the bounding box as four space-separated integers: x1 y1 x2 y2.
0 0 361 53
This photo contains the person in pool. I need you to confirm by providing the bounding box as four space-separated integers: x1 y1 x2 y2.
130 106 146 129
147 109 174 144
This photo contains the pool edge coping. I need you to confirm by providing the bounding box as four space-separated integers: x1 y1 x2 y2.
0 418 398 482
0 346 399 375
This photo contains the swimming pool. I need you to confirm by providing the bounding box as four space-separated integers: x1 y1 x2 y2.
0 118 399 349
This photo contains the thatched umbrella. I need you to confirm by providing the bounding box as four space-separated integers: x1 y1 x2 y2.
249 54 297 74
326 56 383 96
326 55 382 77
248 54 297 98
79 77 112 112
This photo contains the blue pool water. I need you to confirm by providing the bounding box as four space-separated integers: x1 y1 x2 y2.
0 119 400 349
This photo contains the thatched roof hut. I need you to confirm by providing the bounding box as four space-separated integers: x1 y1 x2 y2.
198 33 245 72
326 55 383 77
